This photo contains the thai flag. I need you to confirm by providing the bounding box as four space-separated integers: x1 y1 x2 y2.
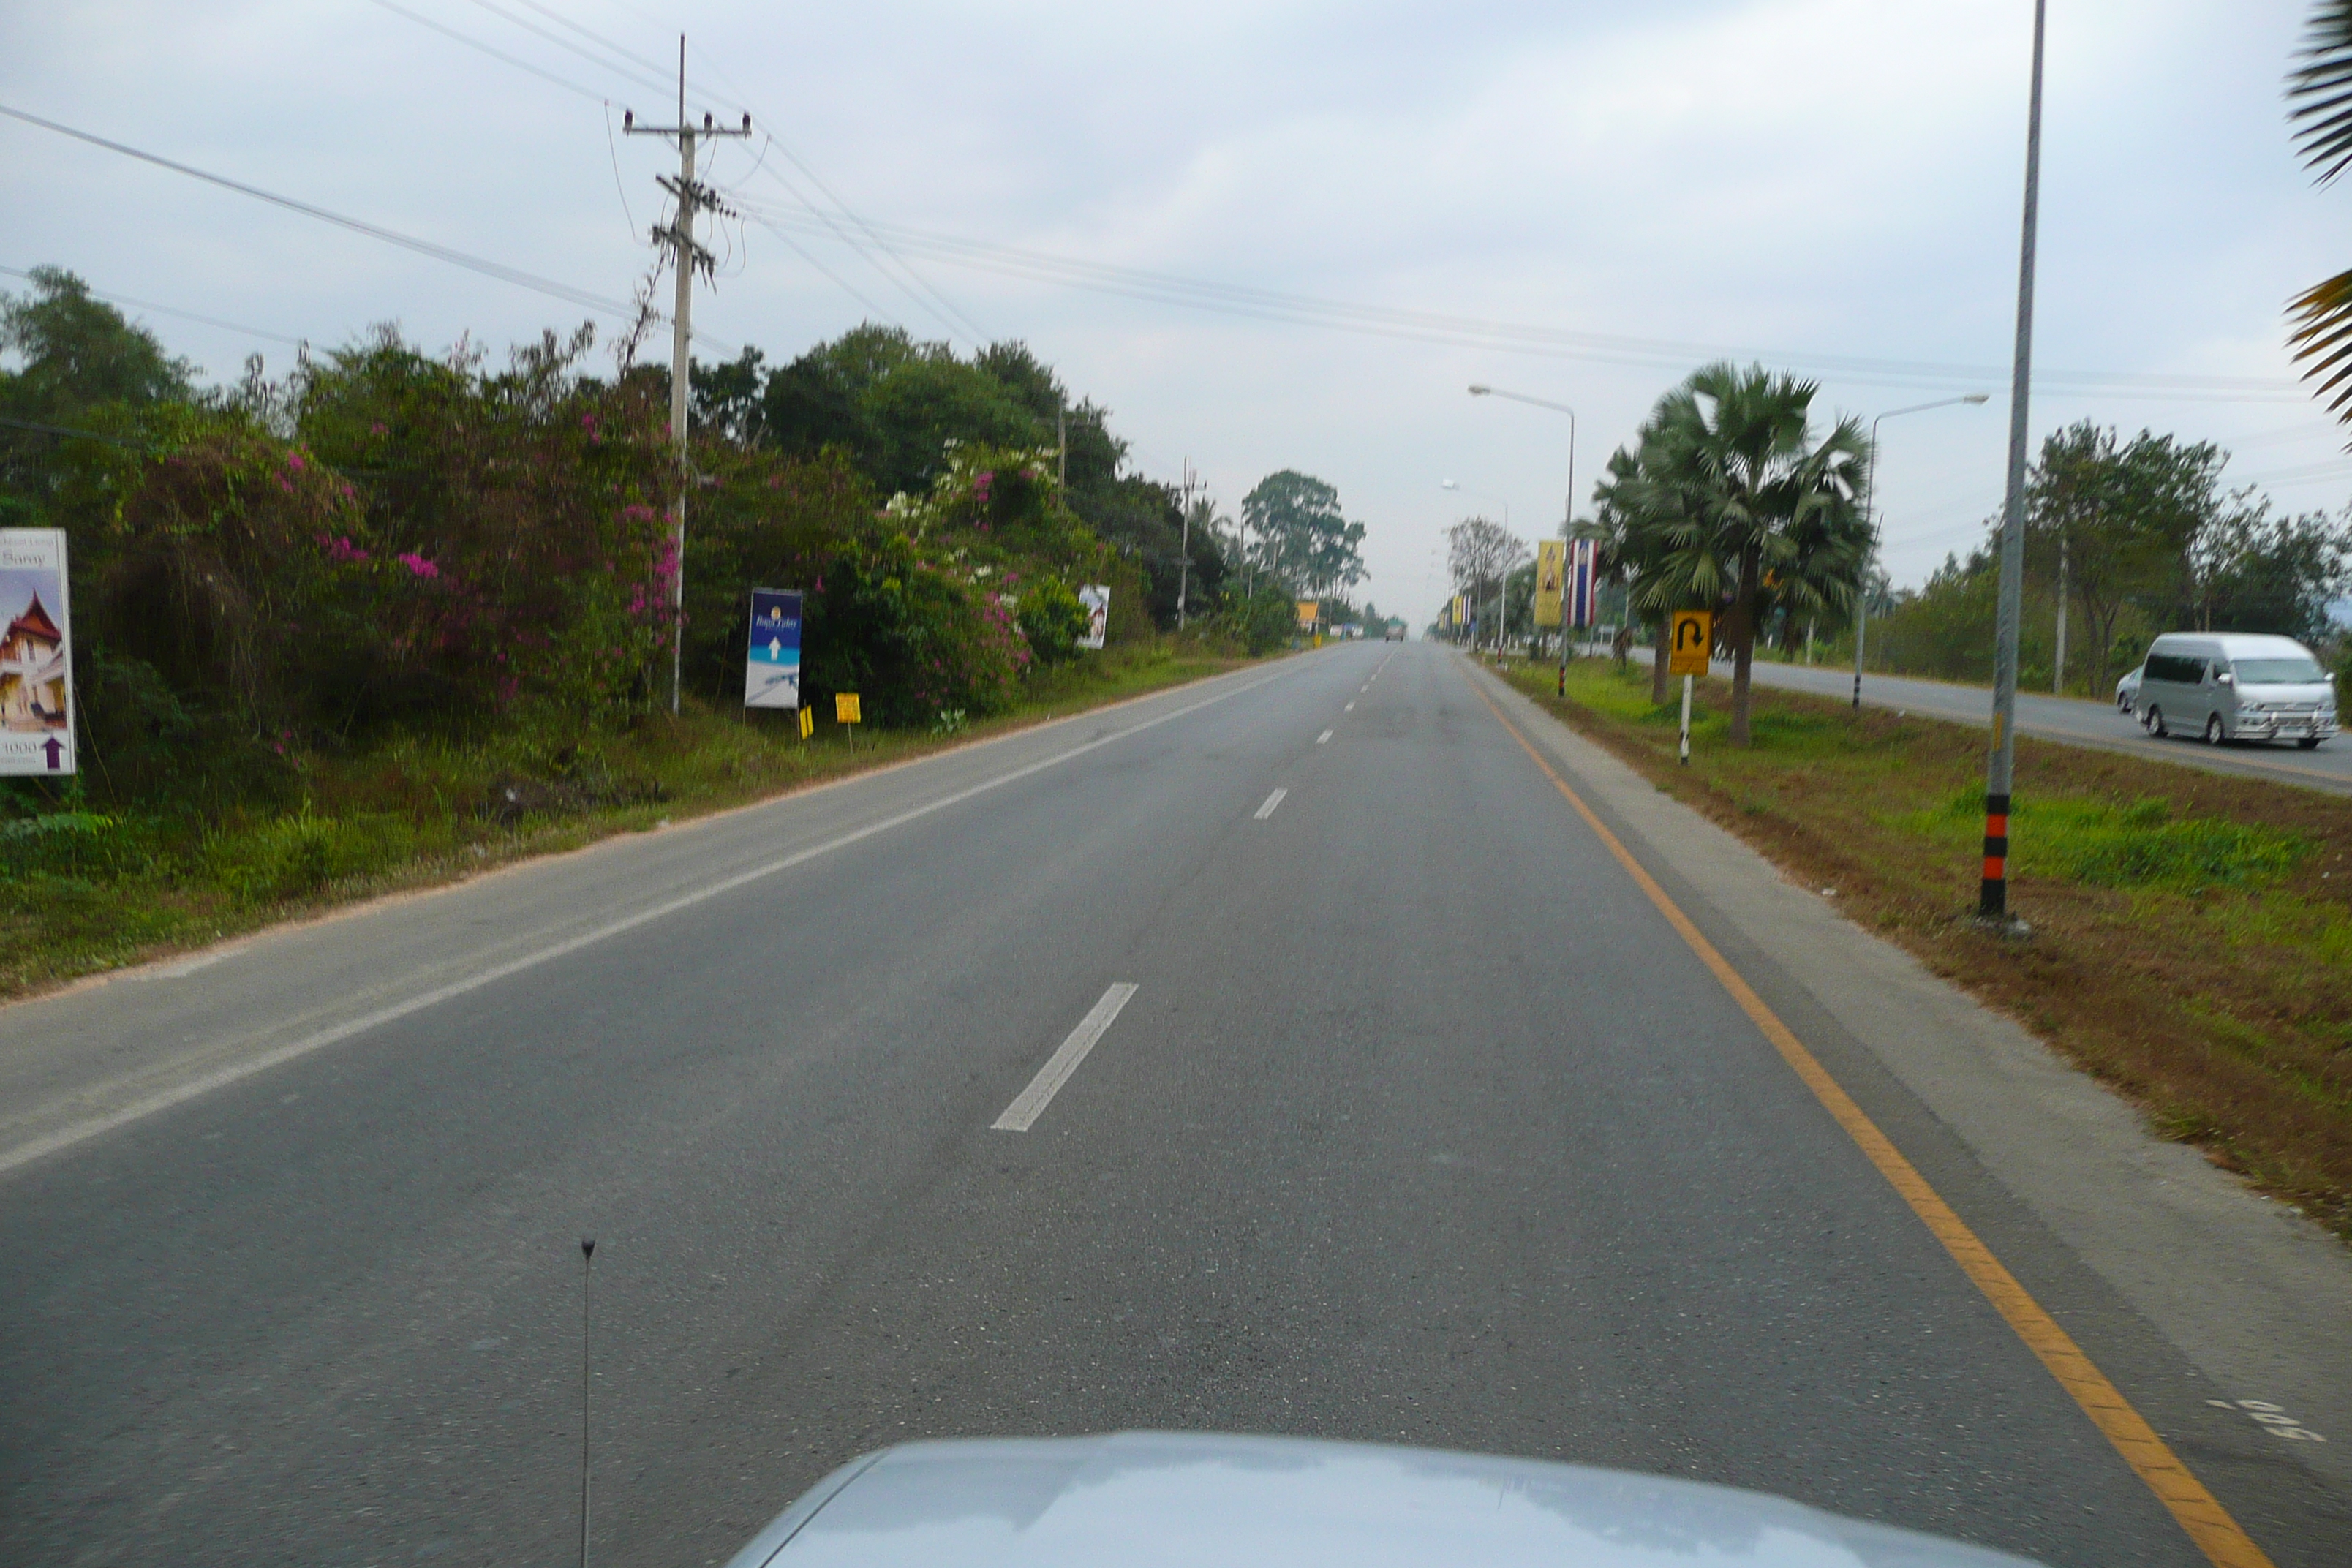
1569 538 1598 628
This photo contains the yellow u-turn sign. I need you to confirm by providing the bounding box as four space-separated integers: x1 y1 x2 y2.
1668 611 1713 677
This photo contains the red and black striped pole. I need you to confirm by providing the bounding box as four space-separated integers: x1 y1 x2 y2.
1980 789 2012 916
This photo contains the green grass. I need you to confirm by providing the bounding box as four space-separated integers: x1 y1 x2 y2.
0 638 1256 997
1894 786 2311 891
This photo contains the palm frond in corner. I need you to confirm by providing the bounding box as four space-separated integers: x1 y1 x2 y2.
2285 3 2352 430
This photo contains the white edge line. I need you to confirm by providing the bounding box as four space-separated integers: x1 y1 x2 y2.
1254 788 1287 820
0 670 1292 1179
990 982 1139 1132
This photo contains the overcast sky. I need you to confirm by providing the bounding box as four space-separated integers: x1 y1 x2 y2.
4 0 2345 627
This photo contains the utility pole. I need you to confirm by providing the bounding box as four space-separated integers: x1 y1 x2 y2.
1982 0 2046 927
624 37 749 716
1177 459 1196 630
2054 529 2069 695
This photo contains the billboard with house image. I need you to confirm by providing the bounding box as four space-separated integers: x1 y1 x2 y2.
0 530 75 775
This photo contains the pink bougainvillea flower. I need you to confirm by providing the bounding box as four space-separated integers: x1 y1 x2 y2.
396 551 441 579
286 451 306 472
370 422 388 435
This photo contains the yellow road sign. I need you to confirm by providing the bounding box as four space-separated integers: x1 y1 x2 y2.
1295 599 1319 629
1534 540 1565 628
799 707 814 740
1667 611 1713 677
835 692 862 724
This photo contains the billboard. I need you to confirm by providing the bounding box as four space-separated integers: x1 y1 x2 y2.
1294 599 1319 630
1078 584 1109 650
1534 540 1565 628
743 588 803 709
0 529 75 775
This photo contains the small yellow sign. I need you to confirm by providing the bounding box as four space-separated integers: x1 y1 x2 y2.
1667 611 1713 677
798 706 814 740
835 693 862 724
1534 540 1566 629
1295 599 1320 630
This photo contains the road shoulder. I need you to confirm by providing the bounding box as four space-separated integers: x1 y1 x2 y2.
1469 656 2352 1516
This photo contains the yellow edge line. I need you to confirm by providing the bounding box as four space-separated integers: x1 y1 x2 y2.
1466 671 2275 1568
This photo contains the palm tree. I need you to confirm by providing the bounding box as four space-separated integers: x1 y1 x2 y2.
2288 4 2352 423
1590 437 1688 704
1638 363 1871 744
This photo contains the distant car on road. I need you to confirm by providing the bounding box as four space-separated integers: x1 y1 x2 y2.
2136 633 2336 749
1384 622 1404 641
2115 664 2141 714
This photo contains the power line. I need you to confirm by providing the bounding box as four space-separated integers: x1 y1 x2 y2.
452 1 986 344
730 200 2315 403
735 148 978 345
358 3 951 342
738 212 900 325
0 264 306 347
0 100 734 355
746 139 990 346
363 0 611 105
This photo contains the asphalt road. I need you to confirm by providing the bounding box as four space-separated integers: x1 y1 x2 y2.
1697 653 2352 796
2 643 2343 1567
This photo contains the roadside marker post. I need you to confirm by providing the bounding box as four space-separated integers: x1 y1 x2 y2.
798 707 813 742
1667 610 1711 766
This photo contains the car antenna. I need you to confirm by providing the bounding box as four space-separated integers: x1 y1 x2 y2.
579 1236 596 1568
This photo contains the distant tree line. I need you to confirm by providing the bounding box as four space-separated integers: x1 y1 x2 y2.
1861 423 2351 694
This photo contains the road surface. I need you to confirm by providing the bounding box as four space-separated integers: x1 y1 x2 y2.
2 644 2345 1567
1686 652 2351 796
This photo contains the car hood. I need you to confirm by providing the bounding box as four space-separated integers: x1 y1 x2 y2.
725 1431 2046 1568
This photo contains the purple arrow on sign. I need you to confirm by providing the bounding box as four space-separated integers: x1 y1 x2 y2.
42 736 63 769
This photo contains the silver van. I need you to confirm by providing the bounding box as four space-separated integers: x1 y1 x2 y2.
2136 633 2337 749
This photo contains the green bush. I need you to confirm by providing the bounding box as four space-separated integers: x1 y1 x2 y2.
1017 577 1089 666
202 810 421 905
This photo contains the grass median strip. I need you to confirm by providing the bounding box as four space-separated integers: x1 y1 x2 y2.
1502 655 2352 1241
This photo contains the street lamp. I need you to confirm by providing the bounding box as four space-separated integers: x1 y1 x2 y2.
1440 478 1510 652
1469 385 1578 693
1855 393 1990 707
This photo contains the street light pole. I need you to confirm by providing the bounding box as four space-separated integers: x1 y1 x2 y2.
1983 0 2047 927
1855 394 1989 707
1467 385 1576 691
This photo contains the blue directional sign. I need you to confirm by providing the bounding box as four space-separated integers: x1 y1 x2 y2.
744 588 802 710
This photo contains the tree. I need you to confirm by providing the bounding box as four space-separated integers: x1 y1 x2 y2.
1445 516 1526 646
2287 4 2352 427
1 266 195 512
2023 422 2219 690
1635 363 1870 743
1589 441 1682 702
2183 502 2351 640
1242 470 1365 596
